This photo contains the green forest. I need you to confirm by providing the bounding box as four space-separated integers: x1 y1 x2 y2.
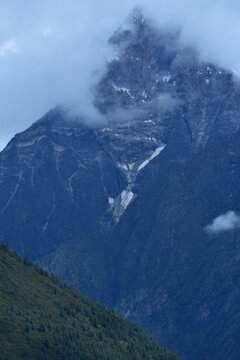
0 242 181 360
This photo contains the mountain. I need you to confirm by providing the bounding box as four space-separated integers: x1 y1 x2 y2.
0 111 119 302
0 242 181 360
1 8 240 360
110 128 240 360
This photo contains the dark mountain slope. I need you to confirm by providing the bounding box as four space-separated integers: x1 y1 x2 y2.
0 110 122 302
0 110 124 260
111 128 240 360
0 242 181 360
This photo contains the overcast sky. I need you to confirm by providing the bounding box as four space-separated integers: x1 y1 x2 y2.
1 0 240 149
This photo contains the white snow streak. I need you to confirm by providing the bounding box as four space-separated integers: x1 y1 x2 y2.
53 143 65 152
16 136 47 147
118 163 128 171
121 190 134 210
112 84 134 99
144 120 156 125
138 145 166 171
163 74 171 82
0 173 23 215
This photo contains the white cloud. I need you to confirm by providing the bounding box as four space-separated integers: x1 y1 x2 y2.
41 25 52 37
0 39 18 57
1 1 240 150
205 211 240 234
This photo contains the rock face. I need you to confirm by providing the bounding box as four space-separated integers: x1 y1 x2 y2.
1 9 240 360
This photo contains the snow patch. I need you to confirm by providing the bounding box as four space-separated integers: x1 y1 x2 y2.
121 190 134 210
108 197 114 205
118 163 128 171
53 143 65 152
118 163 135 172
144 120 156 125
138 145 166 171
163 74 171 82
112 84 134 99
206 66 212 74
146 137 157 143
128 163 135 170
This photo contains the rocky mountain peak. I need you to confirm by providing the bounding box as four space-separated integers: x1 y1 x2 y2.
1 11 240 360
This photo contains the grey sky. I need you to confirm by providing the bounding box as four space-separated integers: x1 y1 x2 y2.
0 0 240 149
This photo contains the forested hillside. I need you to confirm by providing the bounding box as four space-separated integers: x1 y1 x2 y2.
0 242 181 360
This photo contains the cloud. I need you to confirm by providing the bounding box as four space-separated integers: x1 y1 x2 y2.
151 93 182 112
41 25 53 38
0 0 134 149
141 0 240 70
0 38 18 57
205 211 240 234
1 1 240 149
